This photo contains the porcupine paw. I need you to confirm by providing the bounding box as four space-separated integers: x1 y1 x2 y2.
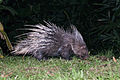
61 52 71 60
34 53 43 61
63 56 72 60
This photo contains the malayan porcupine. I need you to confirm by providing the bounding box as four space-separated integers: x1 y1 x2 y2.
13 21 89 60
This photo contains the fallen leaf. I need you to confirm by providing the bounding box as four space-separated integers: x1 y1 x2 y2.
0 54 4 58
1 72 13 78
113 56 117 63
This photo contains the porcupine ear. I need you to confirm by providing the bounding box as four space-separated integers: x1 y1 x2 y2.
71 25 85 44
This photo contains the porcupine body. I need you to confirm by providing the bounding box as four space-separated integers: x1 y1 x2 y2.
13 21 89 60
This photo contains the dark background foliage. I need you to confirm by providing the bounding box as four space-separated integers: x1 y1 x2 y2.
0 0 120 57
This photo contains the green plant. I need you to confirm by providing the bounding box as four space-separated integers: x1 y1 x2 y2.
0 0 17 16
0 0 2 4
90 0 120 56
0 22 13 58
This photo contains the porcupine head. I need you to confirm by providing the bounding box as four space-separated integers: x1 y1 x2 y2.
70 25 89 60
13 22 89 60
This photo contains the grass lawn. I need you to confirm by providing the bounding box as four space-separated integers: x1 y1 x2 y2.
0 55 120 80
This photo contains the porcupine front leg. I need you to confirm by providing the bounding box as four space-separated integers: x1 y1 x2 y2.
33 50 44 61
60 44 72 60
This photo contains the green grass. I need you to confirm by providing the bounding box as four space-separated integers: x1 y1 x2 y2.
0 55 120 80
